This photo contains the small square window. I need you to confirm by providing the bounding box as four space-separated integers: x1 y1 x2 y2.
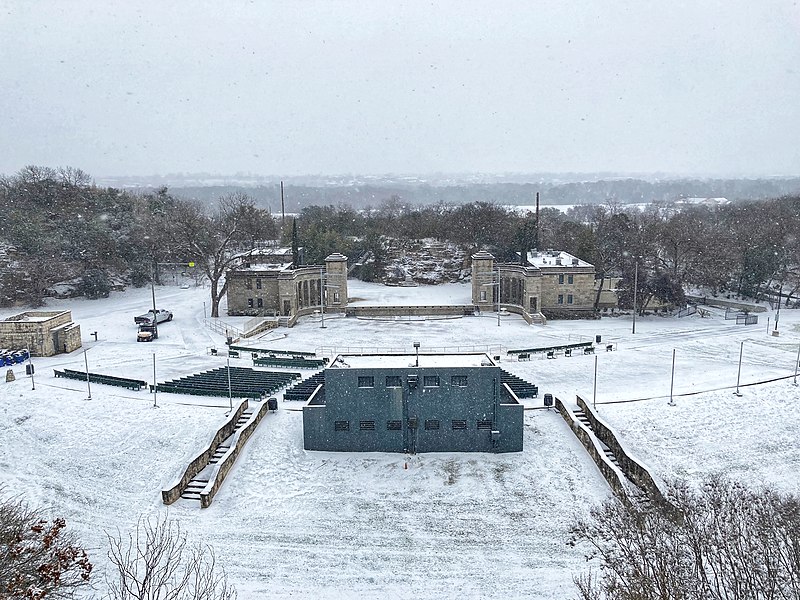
480 290 487 301
451 420 467 430
334 420 349 431
359 421 375 431
385 375 402 387
567 274 574 284
387 420 402 430
357 376 374 388
451 375 468 387
558 274 564 284
424 419 440 430
423 375 440 387
558 294 564 305
333 291 340 303
567 294 574 305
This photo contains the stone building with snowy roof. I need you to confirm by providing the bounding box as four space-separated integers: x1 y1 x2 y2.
471 249 596 323
226 250 348 325
0 310 81 356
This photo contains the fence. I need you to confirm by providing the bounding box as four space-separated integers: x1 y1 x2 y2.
315 344 507 358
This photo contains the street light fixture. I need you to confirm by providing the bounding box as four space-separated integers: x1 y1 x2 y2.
413 342 420 367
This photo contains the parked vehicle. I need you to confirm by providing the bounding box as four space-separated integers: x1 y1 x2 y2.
137 323 158 342
134 309 173 325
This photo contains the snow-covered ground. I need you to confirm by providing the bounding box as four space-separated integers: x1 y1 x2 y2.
1 281 798 599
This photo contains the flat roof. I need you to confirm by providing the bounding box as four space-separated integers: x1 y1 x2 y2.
331 353 494 369
526 250 592 268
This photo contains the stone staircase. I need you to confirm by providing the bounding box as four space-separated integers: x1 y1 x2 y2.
565 399 664 508
179 406 256 502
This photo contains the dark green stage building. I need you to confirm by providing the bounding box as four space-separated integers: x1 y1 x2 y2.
302 353 523 453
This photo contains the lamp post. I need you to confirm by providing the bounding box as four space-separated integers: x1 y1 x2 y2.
632 260 639 335
793 342 799 386
774 283 782 334
413 342 420 367
668 348 676 406
152 353 158 408
734 341 744 397
319 268 340 329
226 358 233 412
496 268 501 327
83 349 92 401
593 354 598 409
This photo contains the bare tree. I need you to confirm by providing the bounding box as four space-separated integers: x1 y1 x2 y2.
106 516 236 600
572 476 800 600
0 490 92 599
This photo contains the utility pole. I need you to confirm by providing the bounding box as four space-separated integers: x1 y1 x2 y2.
280 180 285 228
734 341 744 396
668 349 676 405
632 260 638 335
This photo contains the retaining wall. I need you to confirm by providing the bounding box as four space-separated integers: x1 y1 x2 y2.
162 400 249 505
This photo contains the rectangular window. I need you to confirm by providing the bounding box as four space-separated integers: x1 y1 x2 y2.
480 290 487 301
334 420 349 431
451 420 467 430
357 376 374 388
451 375 468 387
567 274 574 284
558 294 564 305
333 291 340 303
424 419 440 430
257 298 263 308
423 375 440 387
359 421 375 431
387 420 402 431
247 298 254 308
567 294 574 305
245 278 253 290
477 420 493 430
558 274 564 284
256 278 262 289
385 375 402 387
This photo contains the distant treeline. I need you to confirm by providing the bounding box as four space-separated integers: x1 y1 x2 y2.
162 177 800 213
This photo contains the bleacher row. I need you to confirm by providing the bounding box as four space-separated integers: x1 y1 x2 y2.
253 356 328 369
228 345 316 358
54 369 147 390
153 367 301 399
500 370 539 398
284 372 325 402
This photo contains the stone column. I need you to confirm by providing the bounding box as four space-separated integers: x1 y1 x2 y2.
324 253 349 310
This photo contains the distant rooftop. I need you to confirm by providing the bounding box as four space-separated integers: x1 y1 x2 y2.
525 250 592 268
331 353 494 369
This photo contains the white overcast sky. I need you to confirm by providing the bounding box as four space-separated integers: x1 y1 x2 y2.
2 1 799 178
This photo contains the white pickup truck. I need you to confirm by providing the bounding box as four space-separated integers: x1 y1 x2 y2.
134 309 173 325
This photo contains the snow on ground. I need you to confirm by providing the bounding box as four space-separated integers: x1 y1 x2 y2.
1 281 798 598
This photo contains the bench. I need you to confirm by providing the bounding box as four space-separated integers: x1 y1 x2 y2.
56 369 147 390
584 347 595 355
606 344 614 352
517 353 530 361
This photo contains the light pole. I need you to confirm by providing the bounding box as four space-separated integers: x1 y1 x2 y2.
226 358 233 412
83 349 92 401
152 353 158 408
593 354 598 409
734 341 744 396
632 260 639 334
668 348 676 406
774 283 782 334
793 342 799 386
320 268 326 329
413 342 420 367
496 268 501 327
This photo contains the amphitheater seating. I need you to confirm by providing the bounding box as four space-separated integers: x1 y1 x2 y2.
253 355 328 369
500 370 538 398
283 371 325 402
154 367 301 399
54 369 147 390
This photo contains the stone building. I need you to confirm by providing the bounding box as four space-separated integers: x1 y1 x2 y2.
226 251 348 325
0 310 82 356
472 250 596 321
303 352 523 453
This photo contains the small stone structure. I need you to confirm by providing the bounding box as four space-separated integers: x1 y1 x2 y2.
0 311 82 356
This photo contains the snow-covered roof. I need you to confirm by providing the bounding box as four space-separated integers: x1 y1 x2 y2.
333 352 494 369
526 250 592 268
